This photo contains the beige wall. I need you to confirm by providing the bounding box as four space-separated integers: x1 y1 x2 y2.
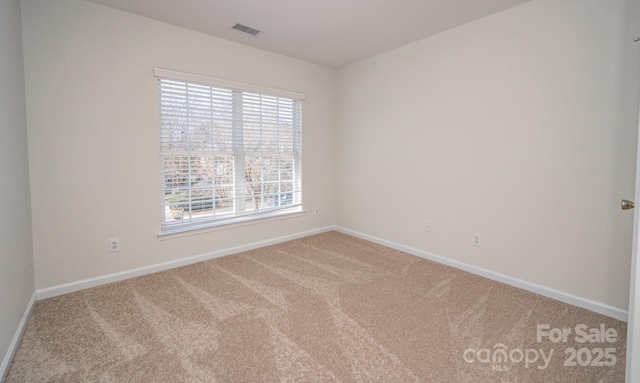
337 0 636 310
0 0 35 371
21 0 338 289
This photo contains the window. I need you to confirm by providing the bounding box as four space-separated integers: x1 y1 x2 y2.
155 68 304 234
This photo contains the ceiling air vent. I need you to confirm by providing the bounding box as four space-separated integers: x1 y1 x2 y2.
231 23 262 37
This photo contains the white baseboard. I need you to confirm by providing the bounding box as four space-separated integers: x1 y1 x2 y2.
335 226 628 322
1 291 37 382
37 226 336 300
34 224 627 322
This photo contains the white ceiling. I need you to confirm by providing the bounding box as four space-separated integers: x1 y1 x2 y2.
85 0 532 68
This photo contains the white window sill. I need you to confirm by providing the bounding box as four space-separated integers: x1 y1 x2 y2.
157 209 306 240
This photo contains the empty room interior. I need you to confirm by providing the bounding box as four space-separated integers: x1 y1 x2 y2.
3 0 640 381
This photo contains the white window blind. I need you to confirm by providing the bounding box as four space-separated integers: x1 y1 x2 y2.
156 68 303 233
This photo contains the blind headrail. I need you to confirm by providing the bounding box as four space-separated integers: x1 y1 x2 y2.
154 67 306 101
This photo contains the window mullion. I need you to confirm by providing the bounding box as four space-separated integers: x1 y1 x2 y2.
232 90 245 213
210 87 216 217
186 84 193 222
293 100 302 205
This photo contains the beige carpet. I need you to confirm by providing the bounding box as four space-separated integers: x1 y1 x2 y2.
6 231 626 382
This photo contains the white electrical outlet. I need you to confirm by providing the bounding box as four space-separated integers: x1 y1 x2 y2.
314 207 320 216
472 233 482 247
425 220 433 232
109 238 120 253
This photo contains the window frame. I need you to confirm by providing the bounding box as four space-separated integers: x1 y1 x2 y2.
155 68 306 238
